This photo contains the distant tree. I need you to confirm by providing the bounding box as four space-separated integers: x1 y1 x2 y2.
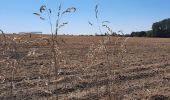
152 18 170 37
131 18 170 38
111 32 117 36
145 30 153 37
131 31 146 37
139 31 146 37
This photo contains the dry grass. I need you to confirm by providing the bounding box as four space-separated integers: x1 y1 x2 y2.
0 34 170 100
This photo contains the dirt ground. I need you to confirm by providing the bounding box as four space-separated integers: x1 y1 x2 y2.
0 34 170 100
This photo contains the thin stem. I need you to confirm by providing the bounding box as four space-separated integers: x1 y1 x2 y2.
95 3 103 35
10 63 14 100
96 17 102 35
0 29 6 46
47 10 53 36
53 3 62 100
55 3 62 37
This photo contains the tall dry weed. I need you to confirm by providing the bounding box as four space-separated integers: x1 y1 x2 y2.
87 2 131 99
87 3 114 99
34 1 76 99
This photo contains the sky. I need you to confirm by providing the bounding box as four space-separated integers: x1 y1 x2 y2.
0 0 170 35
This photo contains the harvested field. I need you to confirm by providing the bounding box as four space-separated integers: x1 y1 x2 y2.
0 34 170 100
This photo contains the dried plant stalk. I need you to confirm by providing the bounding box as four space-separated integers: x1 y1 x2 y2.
33 2 76 99
0 29 6 46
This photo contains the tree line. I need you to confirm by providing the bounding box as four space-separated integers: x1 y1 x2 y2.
131 18 170 38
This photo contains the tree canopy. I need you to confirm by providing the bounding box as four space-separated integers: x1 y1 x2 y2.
152 18 170 37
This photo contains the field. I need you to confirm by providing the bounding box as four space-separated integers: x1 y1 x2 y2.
0 34 170 100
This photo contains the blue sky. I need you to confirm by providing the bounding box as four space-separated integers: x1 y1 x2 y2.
0 0 170 35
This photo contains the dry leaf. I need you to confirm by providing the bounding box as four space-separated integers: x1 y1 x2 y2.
95 5 98 18
88 21 93 26
102 21 110 24
59 22 68 28
62 7 76 14
40 17 45 20
33 13 40 16
49 9 52 13
40 5 46 13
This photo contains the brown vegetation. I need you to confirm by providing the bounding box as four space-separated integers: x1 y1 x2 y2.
0 34 170 100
